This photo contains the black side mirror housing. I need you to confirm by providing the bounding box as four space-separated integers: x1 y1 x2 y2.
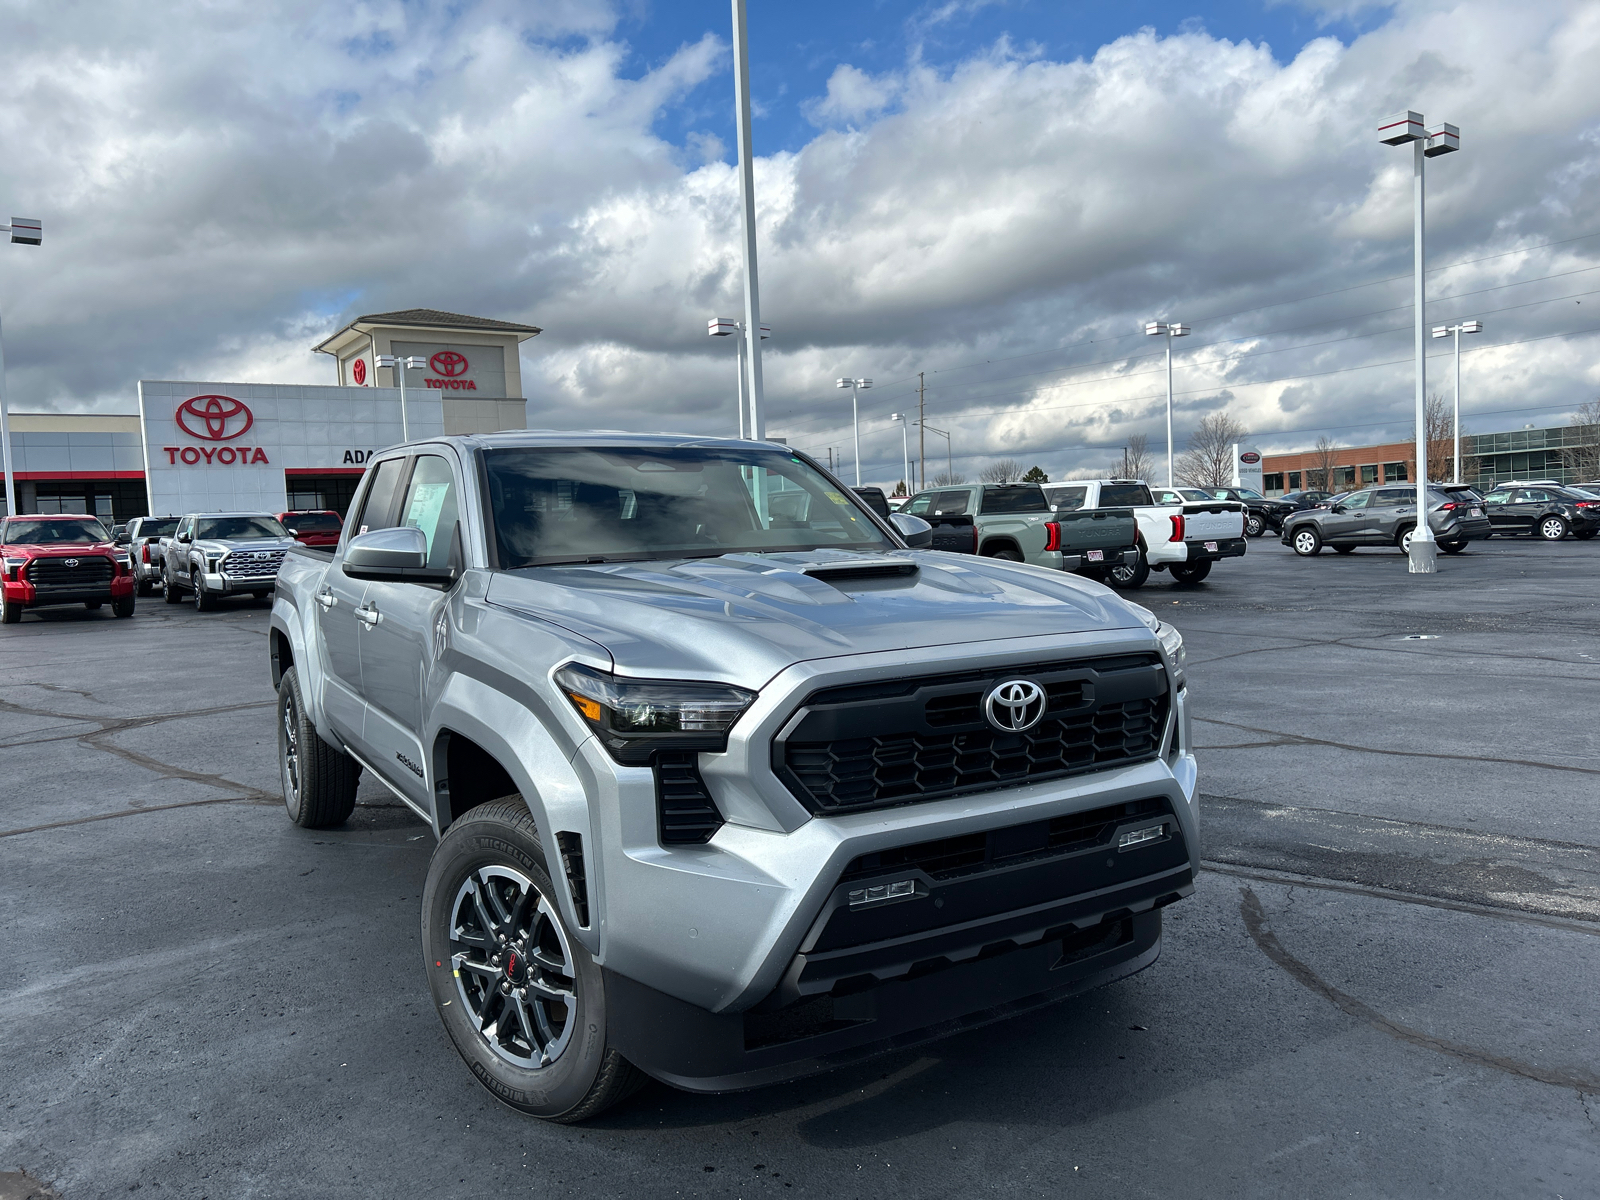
1331 505 1347 514
343 526 456 584
888 512 934 549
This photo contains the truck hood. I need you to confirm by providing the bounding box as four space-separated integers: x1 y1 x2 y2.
485 549 1145 685
194 538 299 554
3 542 117 557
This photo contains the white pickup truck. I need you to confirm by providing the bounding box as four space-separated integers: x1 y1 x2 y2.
1041 479 1246 588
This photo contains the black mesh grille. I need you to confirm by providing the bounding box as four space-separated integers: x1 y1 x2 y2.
654 751 724 845
26 556 115 588
776 654 1168 814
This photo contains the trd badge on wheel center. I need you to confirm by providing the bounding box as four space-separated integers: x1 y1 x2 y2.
983 679 1047 731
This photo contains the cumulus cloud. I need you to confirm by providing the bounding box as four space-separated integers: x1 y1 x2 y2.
0 0 1597 487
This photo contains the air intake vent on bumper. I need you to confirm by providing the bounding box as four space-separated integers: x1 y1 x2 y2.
654 751 724 845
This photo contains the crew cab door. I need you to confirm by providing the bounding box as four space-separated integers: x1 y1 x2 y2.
356 452 465 812
319 456 407 743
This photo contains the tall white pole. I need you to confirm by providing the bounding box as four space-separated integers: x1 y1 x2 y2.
1165 336 1175 487
852 384 861 485
0 313 14 518
1409 138 1435 572
736 332 748 439
899 418 910 495
731 0 765 441
1452 326 1462 484
398 358 411 442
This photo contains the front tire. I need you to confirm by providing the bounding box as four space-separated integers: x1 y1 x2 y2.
113 595 135 618
278 666 358 829
1291 527 1322 556
1106 547 1149 589
192 570 217 612
1169 560 1212 584
422 800 646 1123
136 579 155 597
1245 513 1265 537
163 567 183 604
1538 515 1568 541
1 590 19 624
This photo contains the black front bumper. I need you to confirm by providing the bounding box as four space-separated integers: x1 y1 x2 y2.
1183 537 1247 561
605 863 1190 1093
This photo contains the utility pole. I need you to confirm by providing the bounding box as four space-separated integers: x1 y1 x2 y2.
917 372 926 491
731 0 764 440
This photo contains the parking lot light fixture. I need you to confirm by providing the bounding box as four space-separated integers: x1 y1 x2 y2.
1433 320 1482 483
1145 321 1189 487
1381 110 1461 573
835 378 872 485
890 413 910 497
709 318 770 439
0 217 42 520
375 353 427 441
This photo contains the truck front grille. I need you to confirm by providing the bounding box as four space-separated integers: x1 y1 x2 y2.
774 654 1168 814
222 549 287 579
26 556 115 590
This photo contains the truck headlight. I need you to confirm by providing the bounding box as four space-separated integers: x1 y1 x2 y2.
3 556 25 580
555 663 757 766
1127 603 1187 690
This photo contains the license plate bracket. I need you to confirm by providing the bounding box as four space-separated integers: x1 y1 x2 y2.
1204 541 1218 552
1086 549 1104 562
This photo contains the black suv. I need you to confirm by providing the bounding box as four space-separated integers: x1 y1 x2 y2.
1479 486 1600 541
1260 490 1332 531
1194 487 1274 537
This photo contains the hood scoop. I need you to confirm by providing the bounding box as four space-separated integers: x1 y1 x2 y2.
797 558 919 584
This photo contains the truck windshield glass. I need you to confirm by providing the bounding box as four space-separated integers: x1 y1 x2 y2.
286 512 342 532
981 487 1048 514
197 516 288 540
3 517 109 545
483 446 895 567
137 518 180 538
1099 484 1150 507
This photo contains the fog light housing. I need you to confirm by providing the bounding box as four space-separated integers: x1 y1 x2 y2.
1118 823 1168 851
847 879 917 908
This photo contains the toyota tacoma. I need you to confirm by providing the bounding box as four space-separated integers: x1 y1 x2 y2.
269 432 1198 1122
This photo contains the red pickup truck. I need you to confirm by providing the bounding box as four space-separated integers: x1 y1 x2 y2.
1 515 136 623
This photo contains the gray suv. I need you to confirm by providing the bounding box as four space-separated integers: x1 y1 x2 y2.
270 432 1199 1122
1281 485 1490 556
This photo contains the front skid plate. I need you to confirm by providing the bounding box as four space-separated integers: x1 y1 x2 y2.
604 908 1161 1094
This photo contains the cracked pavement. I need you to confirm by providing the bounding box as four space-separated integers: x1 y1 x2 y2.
1 538 1598 1198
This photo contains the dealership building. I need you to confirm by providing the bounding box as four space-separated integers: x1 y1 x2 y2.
1 309 539 522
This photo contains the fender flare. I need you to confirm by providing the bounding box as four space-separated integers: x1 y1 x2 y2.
268 594 339 746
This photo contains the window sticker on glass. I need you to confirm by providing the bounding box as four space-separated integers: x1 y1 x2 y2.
405 483 452 551
825 490 851 505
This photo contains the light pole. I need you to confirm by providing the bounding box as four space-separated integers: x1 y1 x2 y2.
1381 109 1460 573
1144 321 1189 487
1432 320 1482 484
375 353 427 441
0 217 42 519
835 378 872 484
920 422 952 483
730 0 766 439
708 318 770 438
890 413 911 496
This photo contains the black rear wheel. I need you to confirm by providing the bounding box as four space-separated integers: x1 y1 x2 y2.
986 547 1024 562
84 601 103 610
1107 547 1149 589
1439 541 1467 555
422 800 646 1123
1333 544 1356 554
1169 560 1212 584
278 666 358 829
1245 514 1265 537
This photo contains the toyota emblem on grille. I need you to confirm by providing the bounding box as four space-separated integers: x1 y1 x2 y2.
64 558 79 568
984 679 1046 732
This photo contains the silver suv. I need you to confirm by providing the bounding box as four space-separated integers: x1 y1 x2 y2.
270 433 1199 1121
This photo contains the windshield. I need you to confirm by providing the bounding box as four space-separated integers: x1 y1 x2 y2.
483 445 895 567
2 517 110 545
136 518 180 538
285 512 342 532
197 516 288 541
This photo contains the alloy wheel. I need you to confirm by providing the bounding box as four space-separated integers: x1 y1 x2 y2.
281 687 301 806
1293 530 1318 555
450 867 577 1068
1400 528 1414 553
1540 517 1566 541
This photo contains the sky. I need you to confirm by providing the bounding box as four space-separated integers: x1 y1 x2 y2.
0 0 1596 487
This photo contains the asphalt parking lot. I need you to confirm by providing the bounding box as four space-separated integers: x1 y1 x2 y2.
3 535 1598 1199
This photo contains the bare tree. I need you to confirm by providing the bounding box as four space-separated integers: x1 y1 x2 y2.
1175 413 1247 488
1114 433 1152 481
1419 391 1455 483
1306 435 1339 492
1559 398 1600 481
931 471 966 487
980 458 1024 483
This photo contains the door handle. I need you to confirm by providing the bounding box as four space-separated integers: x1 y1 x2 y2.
315 590 336 610
355 603 381 628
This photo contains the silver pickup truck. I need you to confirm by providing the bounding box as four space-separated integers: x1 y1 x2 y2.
161 512 299 611
269 431 1198 1122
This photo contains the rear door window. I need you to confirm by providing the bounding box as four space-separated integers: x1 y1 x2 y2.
981 487 1048 514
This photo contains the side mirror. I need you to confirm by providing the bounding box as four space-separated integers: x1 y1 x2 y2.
287 528 300 538
888 512 934 549
115 531 131 545
1331 505 1347 514
343 526 456 584
177 531 192 543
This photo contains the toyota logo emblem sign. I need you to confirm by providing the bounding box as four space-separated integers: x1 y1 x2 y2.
983 679 1047 732
429 350 468 377
64 558 79 568
176 395 253 441
1240 451 1261 465
351 358 367 385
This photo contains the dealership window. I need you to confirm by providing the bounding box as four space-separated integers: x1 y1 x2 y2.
1288 471 1301 490
1263 473 1283 494
1360 464 1379 485
1384 461 1408 482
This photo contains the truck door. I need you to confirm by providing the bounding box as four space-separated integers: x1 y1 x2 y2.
319 456 406 744
356 453 464 813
